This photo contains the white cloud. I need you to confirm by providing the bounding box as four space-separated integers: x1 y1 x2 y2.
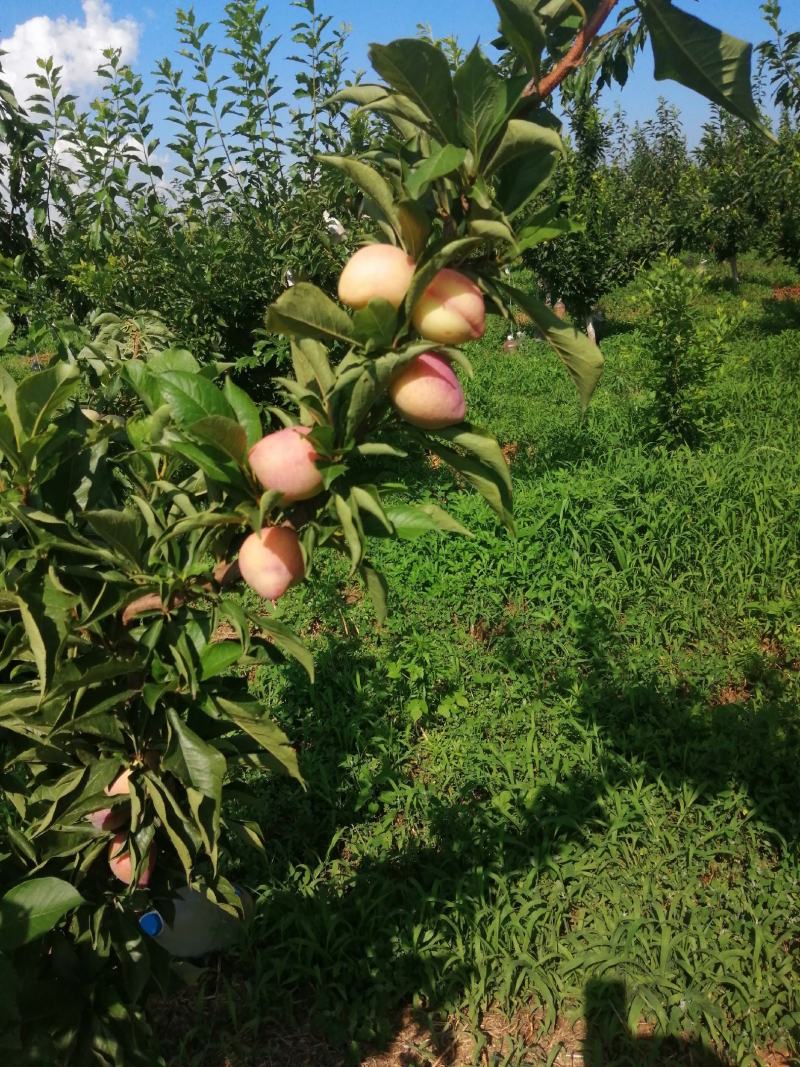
0 1 140 102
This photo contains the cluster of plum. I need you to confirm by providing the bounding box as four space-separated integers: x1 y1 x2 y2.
83 768 157 886
86 247 486 885
240 245 486 601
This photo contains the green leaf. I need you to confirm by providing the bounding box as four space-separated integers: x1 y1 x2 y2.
291 338 335 395
486 117 563 175
351 299 399 352
430 442 515 532
384 503 473 539
360 562 389 623
170 440 248 489
468 211 517 244
354 442 408 458
498 281 604 408
340 362 381 442
266 283 355 344
200 640 244 681
158 371 234 425
396 200 431 259
15 363 81 440
227 818 267 856
327 84 391 108
515 203 583 249
437 424 514 505
319 156 399 228
0 877 84 950
252 616 314 680
368 38 459 142
147 348 200 375
84 509 142 565
6 826 36 865
142 775 197 877
223 378 262 448
492 0 546 78
334 492 364 570
0 312 13 351
405 144 467 199
15 596 59 695
454 48 527 164
0 413 20 466
213 697 303 783
641 0 769 135
166 709 225 803
188 415 248 463
351 485 393 533
497 148 561 218
122 363 162 413
358 93 435 139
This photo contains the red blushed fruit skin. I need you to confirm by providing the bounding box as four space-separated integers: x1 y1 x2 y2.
86 769 132 831
238 526 305 601
87 806 127 831
108 834 156 887
248 425 323 503
338 244 416 309
388 352 466 430
411 268 485 345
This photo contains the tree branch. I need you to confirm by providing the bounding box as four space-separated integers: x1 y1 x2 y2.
523 0 621 101
121 560 241 626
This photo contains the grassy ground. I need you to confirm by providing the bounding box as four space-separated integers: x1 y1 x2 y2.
158 256 800 1066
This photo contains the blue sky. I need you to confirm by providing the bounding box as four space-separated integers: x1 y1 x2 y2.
0 0 781 144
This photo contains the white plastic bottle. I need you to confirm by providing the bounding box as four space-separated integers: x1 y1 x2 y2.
139 886 247 958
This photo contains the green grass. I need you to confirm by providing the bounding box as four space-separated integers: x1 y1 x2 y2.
160 257 800 1066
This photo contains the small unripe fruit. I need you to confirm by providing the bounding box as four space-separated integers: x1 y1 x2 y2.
238 526 305 601
338 244 416 309
412 268 485 344
86 769 132 831
389 352 466 430
108 833 156 887
248 426 322 503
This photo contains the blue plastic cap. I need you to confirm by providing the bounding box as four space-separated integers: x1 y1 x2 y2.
139 910 164 937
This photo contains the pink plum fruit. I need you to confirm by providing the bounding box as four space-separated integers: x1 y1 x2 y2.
389 352 466 430
249 425 323 503
238 526 305 601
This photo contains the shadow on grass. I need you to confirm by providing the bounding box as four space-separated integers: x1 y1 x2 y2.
568 605 800 849
583 979 727 1067
750 297 800 338
159 608 800 1066
594 319 638 341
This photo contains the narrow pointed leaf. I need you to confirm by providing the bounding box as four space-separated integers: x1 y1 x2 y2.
0 877 84 949
360 562 389 623
405 144 467 199
368 38 459 142
266 283 355 344
498 281 603 408
223 378 262 447
319 155 399 227
493 0 546 76
642 0 769 135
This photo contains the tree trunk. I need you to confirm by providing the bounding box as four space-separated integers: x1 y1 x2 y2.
728 254 739 291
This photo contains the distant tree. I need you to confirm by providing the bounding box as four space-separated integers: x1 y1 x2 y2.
524 93 635 326
627 99 696 252
758 0 800 116
694 108 763 289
